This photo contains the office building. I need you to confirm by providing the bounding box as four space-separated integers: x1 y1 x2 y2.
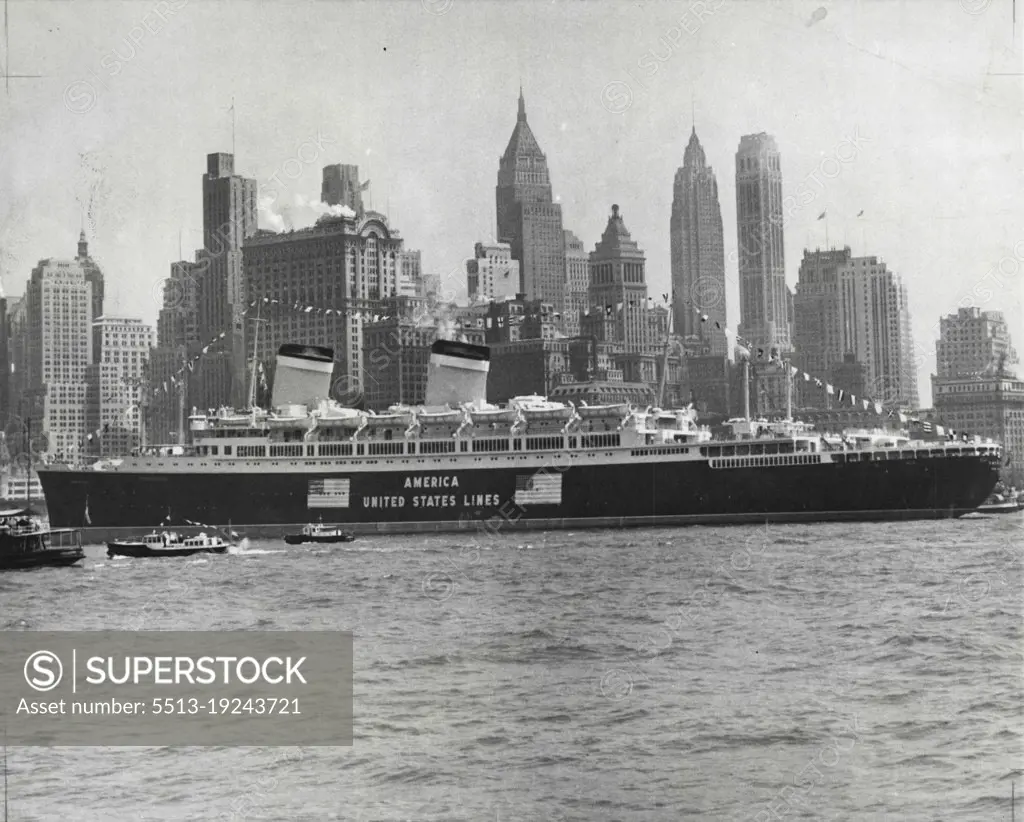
496 89 566 313
467 242 520 303
736 133 789 355
671 127 726 355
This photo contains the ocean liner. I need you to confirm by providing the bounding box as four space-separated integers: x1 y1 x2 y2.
38 341 1001 535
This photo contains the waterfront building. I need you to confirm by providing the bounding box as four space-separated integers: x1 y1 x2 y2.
86 317 154 457
936 307 1017 378
242 210 405 403
671 127 726 355
363 297 436 411
398 250 422 298
933 307 1022 484
495 89 566 313
736 133 789 355
487 338 571 403
467 242 520 303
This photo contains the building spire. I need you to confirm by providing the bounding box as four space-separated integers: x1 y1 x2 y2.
517 84 526 122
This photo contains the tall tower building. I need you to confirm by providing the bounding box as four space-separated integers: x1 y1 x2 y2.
322 165 365 216
837 255 918 409
736 133 789 355
495 89 566 314
793 247 853 378
563 229 589 338
23 259 94 461
671 127 726 355
200 153 258 408
588 205 649 354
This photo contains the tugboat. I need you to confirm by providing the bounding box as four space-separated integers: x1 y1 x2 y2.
284 522 356 545
107 530 230 558
0 507 84 570
976 483 1023 514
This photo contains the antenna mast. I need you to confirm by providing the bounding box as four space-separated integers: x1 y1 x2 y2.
249 301 264 410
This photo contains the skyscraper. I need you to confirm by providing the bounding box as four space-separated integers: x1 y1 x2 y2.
322 164 365 216
736 133 789 355
671 127 726 355
936 307 1017 378
243 210 405 406
588 205 649 355
23 258 94 460
837 255 918 409
562 229 589 338
496 89 566 314
86 317 154 457
793 247 853 378
201 153 258 408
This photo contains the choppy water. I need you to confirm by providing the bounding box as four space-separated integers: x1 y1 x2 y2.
1 516 1021 821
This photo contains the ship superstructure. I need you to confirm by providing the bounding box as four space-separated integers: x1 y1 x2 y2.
38 341 1002 533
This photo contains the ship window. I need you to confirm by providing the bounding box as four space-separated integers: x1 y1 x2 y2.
751 444 763 455
307 445 314 456
763 443 779 455
356 445 365 456
721 446 735 456
708 447 721 457
409 442 416 454
736 445 749 456
224 446 232 455
459 441 468 452
779 442 795 454
211 446 219 455
700 447 708 457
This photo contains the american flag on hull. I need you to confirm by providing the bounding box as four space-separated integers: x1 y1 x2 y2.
308 478 350 508
514 474 562 506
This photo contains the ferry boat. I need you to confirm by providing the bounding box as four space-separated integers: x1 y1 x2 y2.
0 507 84 570
284 522 356 545
107 531 229 558
37 341 1002 535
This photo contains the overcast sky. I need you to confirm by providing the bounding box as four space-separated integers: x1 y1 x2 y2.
0 0 1020 405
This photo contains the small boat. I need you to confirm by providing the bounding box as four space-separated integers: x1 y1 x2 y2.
107 531 230 558
0 508 84 570
975 484 1024 515
284 522 356 545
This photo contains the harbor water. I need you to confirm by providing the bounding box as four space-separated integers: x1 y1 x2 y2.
2 516 1021 821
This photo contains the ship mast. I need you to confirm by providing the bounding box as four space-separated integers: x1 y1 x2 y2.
177 350 186 446
249 301 263 410
656 305 673 409
742 356 750 421
785 355 792 421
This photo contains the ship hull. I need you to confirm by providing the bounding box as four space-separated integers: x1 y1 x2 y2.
106 543 228 558
39 455 999 537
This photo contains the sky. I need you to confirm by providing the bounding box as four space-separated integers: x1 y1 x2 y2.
0 0 1021 406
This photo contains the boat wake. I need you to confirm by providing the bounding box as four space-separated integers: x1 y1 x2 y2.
228 539 284 556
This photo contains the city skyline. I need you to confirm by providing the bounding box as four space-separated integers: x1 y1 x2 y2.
0 1 1019 407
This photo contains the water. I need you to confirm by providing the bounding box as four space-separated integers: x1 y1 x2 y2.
2 516 1021 821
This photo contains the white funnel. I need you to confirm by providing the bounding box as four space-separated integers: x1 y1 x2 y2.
271 344 334 408
425 340 490 407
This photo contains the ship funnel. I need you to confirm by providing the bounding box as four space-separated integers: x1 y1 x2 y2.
425 339 490 407
271 343 335 408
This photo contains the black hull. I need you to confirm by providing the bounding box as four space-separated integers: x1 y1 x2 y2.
284 533 356 545
42 456 1000 536
0 549 84 570
107 543 228 558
